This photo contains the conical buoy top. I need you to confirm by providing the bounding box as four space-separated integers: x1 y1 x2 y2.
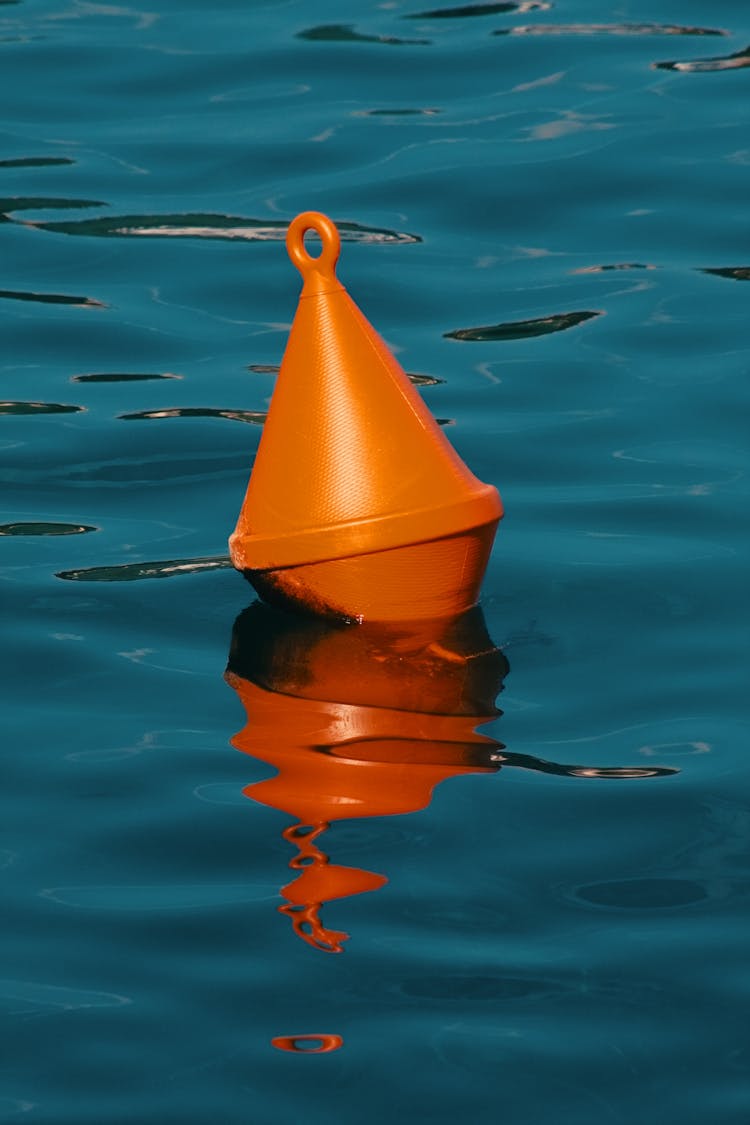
230 211 503 621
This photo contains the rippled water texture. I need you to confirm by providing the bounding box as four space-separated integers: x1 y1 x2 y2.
1 0 748 1122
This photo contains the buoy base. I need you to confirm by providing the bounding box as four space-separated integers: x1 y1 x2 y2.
241 521 499 623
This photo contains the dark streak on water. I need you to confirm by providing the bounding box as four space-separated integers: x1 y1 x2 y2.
119 407 268 425
0 156 75 168
572 263 654 274
56 556 233 582
655 43 750 71
445 310 601 341
296 24 431 46
0 289 105 308
357 108 441 116
699 267 750 281
0 522 97 536
404 2 548 19
72 372 183 383
0 196 105 213
20 212 422 244
0 400 84 415
494 22 726 37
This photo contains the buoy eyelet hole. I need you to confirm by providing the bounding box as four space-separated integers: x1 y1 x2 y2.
286 211 341 280
302 230 323 260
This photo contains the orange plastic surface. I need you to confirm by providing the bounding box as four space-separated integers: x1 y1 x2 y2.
225 601 508 952
230 210 502 622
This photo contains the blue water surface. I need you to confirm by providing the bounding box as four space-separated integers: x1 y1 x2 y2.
1 0 749 1122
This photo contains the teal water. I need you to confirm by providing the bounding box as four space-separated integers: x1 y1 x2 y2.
2 0 749 1121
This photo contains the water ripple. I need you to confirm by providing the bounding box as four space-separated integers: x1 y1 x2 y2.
59 450 248 485
396 973 561 1000
0 979 131 1012
56 555 232 582
445 310 601 341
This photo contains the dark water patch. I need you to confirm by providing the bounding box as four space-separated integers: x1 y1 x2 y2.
26 211 421 245
572 878 708 910
72 371 182 383
406 1 548 18
655 44 750 72
0 289 105 308
699 267 750 282
445 310 601 341
0 195 105 214
56 556 233 582
0 157 75 169
119 407 267 425
495 23 726 37
0 522 96 536
248 363 442 385
0 401 84 416
297 24 430 46
498 752 678 779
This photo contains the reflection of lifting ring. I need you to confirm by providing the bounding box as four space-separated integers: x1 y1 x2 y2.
271 1033 344 1053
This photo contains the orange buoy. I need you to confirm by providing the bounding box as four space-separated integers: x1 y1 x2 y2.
229 211 503 622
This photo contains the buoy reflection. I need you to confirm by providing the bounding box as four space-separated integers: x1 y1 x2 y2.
271 1034 343 1053
225 603 676 953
